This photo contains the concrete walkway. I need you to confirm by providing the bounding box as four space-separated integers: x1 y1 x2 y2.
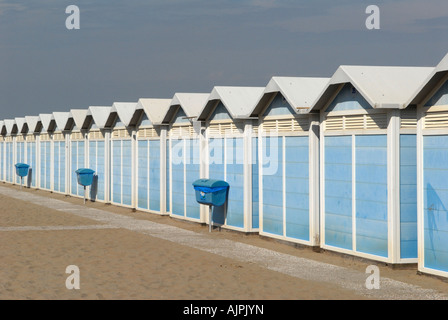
0 185 446 300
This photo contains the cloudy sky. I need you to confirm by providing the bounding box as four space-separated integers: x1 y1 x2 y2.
1 0 447 119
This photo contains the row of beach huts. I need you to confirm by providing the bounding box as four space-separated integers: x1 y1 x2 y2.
2 53 448 279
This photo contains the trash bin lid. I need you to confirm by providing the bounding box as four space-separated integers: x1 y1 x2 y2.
15 163 30 168
75 168 95 175
192 179 229 188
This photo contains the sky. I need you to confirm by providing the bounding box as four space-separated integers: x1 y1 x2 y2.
1 0 448 119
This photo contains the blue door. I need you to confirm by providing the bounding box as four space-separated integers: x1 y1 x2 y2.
53 140 66 193
71 140 85 196
137 139 161 212
40 141 51 190
26 141 36 187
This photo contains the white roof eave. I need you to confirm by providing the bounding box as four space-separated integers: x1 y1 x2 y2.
68 109 88 130
136 98 172 125
4 119 15 136
200 86 265 120
24 116 40 133
38 114 53 133
52 112 71 132
14 117 26 133
111 102 137 127
170 93 210 119
86 106 112 129
308 65 434 113
256 77 330 115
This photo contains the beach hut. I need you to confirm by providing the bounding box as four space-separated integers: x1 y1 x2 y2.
83 106 112 202
24 116 40 188
251 77 329 247
197 86 265 232
3 119 16 184
405 53 448 277
307 65 433 264
14 118 27 185
48 112 70 194
107 102 137 208
67 109 88 198
38 114 53 191
163 93 209 222
135 98 172 215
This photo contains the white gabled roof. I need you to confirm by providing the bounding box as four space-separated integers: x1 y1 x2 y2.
14 117 26 134
251 77 330 116
52 112 70 132
25 116 40 133
110 102 138 127
68 109 88 130
172 93 210 117
4 119 16 136
309 65 434 112
38 114 53 133
136 98 172 125
164 93 210 123
85 106 111 129
407 52 448 106
198 86 265 120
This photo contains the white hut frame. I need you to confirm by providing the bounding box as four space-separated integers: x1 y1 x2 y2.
197 86 265 232
67 109 88 198
4 119 17 184
135 98 172 215
83 106 112 203
14 118 27 186
251 77 329 247
307 65 433 264
48 112 70 195
108 102 137 209
37 114 54 192
163 93 209 223
405 53 448 277
24 116 40 188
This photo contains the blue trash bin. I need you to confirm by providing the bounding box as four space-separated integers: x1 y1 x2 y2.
75 168 95 187
15 163 30 189
193 179 229 232
75 168 96 204
192 179 229 207
15 163 30 178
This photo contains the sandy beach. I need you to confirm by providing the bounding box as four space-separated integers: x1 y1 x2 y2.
0 182 447 300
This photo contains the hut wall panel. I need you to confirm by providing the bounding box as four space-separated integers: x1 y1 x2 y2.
252 137 259 229
26 142 36 187
400 134 417 259
53 141 66 193
40 141 51 190
89 140 106 201
185 139 200 220
137 140 161 212
170 138 185 217
15 141 25 184
423 135 448 272
5 142 13 183
262 136 283 236
324 135 353 250
209 137 226 225
111 139 132 206
284 136 310 241
71 140 85 197
355 135 388 258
